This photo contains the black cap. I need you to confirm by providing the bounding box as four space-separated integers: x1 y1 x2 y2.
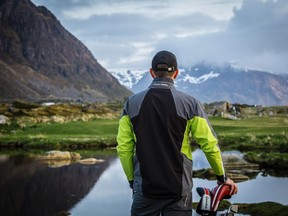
151 50 177 72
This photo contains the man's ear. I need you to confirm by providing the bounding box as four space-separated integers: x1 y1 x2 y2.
150 68 156 78
172 69 179 79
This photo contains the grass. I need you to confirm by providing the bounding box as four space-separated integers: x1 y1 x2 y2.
208 115 288 170
192 201 288 216
0 114 287 150
209 116 288 152
237 202 288 216
244 152 288 170
210 115 288 136
0 119 119 148
1 113 288 171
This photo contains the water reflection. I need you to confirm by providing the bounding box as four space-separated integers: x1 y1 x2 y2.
0 150 288 216
192 149 288 205
192 149 247 170
193 173 288 205
70 159 132 216
0 153 116 216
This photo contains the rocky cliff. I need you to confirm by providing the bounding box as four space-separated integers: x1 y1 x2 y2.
0 0 131 102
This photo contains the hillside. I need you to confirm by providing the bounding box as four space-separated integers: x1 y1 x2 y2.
0 0 131 102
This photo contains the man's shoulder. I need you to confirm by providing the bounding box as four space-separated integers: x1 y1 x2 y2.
125 89 150 108
172 89 201 104
169 89 207 119
128 89 149 101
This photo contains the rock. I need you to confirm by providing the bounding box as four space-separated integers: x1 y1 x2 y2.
227 173 250 182
77 158 104 165
50 115 66 123
36 150 81 160
0 115 9 124
193 168 250 183
0 155 9 163
12 100 40 109
224 163 259 170
38 159 73 168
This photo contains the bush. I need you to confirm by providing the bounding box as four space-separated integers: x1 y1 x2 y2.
244 152 288 170
0 120 21 134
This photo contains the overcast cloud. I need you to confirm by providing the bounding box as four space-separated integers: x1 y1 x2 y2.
31 0 288 74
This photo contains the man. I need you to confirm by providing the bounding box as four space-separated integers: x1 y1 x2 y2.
117 50 238 216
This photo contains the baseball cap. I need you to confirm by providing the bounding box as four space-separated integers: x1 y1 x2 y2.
151 50 178 72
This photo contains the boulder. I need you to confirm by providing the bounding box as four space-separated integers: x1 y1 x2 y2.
0 115 9 124
193 168 250 183
38 159 73 168
77 158 104 165
36 150 81 160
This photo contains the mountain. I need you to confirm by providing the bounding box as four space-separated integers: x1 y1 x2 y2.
0 0 131 102
110 63 288 106
109 69 147 89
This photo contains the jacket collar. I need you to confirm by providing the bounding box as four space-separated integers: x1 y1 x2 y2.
149 77 175 89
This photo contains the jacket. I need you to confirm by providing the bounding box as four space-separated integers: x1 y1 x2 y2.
117 77 226 199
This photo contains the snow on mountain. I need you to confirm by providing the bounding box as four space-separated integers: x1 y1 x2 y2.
109 64 288 106
178 70 220 84
109 67 220 89
109 69 147 89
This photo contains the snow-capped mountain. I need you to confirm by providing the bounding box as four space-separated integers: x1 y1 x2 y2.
109 69 147 89
109 63 288 106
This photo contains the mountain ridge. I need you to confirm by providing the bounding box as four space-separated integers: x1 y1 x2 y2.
0 0 131 102
110 63 288 106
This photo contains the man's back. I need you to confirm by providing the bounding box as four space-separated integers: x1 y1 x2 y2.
128 78 193 198
116 50 237 216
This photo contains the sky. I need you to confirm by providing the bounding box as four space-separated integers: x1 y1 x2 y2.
31 0 288 74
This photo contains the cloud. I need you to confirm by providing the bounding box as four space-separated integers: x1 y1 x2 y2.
58 10 227 69
60 0 240 21
157 0 288 74
31 0 288 74
226 0 288 73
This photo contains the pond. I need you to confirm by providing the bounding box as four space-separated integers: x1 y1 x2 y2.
0 149 287 216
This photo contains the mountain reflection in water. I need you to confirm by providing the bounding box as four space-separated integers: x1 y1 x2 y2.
0 154 116 216
1 150 288 216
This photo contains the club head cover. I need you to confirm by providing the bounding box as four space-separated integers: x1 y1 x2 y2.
210 184 232 212
196 187 212 215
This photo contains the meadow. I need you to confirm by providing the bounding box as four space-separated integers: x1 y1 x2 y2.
1 101 288 169
210 116 288 170
0 119 119 148
1 113 287 149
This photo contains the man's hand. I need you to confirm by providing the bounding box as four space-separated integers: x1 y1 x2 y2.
218 178 238 195
129 180 134 189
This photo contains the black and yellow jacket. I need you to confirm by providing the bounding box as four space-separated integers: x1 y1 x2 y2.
117 77 225 199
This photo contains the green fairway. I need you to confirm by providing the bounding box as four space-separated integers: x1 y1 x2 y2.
210 116 288 136
0 119 119 147
0 115 287 149
22 119 119 138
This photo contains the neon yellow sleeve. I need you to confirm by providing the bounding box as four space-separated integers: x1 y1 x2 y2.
189 116 225 176
116 115 135 181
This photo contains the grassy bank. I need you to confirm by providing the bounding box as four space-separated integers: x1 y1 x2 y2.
1 115 287 149
192 201 288 216
211 116 288 151
1 109 288 171
1 101 288 151
0 119 119 149
210 115 288 170
211 115 287 136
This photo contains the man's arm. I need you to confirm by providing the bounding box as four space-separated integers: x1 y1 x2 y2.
189 115 238 195
116 115 135 183
189 116 226 181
